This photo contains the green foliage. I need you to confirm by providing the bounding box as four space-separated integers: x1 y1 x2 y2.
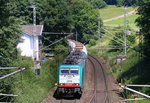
136 0 150 59
99 5 136 20
88 25 150 102
89 39 96 46
89 0 107 9
54 44 68 55
105 14 139 30
10 0 100 46
11 56 58 103
70 0 99 42
0 1 21 101
103 0 117 5
110 31 136 51
0 1 21 66
116 0 124 7
8 0 32 24
103 0 138 6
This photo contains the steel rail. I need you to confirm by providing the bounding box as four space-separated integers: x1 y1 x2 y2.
89 55 111 103
60 99 63 103
88 56 97 103
89 55 107 103
60 99 77 103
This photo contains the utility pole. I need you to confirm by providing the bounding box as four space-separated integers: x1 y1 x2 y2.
30 2 40 75
30 2 37 60
98 16 101 47
124 7 127 57
98 16 101 37
76 31 77 41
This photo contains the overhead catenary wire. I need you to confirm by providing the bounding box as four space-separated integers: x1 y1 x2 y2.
41 33 73 51
101 33 125 47
43 32 72 35
102 28 141 53
87 27 125 49
102 28 126 44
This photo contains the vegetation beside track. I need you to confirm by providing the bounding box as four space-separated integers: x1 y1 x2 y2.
88 32 150 102
9 56 57 103
7 46 67 103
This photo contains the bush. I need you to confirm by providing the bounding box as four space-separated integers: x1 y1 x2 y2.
110 32 136 51
90 0 107 9
89 39 96 46
12 57 58 103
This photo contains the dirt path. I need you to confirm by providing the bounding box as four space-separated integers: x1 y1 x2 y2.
103 8 137 23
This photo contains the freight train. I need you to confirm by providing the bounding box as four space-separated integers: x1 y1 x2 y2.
56 40 87 98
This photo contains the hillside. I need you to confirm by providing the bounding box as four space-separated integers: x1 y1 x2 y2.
88 5 150 103
99 5 136 20
99 5 139 30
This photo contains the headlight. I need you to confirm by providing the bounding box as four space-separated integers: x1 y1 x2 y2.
75 83 79 86
60 83 64 85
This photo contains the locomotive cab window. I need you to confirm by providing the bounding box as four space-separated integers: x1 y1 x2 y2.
60 68 79 75
61 70 69 74
70 70 78 75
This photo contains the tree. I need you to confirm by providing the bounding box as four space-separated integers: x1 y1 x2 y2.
0 0 21 66
136 0 150 59
0 0 21 102
110 32 136 51
70 0 99 43
116 0 124 6
9 0 102 47
89 0 107 9
104 0 117 5
103 0 138 6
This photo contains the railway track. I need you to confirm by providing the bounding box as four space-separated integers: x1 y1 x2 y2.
88 55 111 103
42 40 123 103
60 99 78 103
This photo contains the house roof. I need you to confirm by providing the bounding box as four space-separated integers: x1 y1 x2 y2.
21 25 43 36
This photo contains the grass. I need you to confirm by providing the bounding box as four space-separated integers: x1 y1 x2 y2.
88 29 150 103
12 58 58 103
99 5 136 20
104 14 139 30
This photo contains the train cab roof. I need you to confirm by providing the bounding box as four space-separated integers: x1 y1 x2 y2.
62 50 86 65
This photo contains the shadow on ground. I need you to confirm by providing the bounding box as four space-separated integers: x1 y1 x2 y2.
53 88 81 100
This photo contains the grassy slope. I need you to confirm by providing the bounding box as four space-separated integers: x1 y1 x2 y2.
88 6 150 103
10 56 58 103
99 5 135 20
105 14 139 30
99 5 139 30
88 36 150 103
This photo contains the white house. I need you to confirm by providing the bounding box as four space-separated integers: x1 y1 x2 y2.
17 25 43 60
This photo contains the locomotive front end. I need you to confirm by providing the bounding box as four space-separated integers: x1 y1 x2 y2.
57 65 82 96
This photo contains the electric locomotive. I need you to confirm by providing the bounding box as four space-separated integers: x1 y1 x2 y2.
57 41 87 98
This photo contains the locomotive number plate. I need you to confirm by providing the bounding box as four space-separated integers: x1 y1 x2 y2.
67 80 72 83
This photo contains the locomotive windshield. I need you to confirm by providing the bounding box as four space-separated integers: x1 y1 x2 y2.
61 70 69 74
60 68 79 75
70 70 78 75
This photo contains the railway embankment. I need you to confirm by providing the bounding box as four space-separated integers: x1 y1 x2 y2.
11 57 57 103
88 39 150 102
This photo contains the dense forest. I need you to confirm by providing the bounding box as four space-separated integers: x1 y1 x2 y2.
0 0 150 102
